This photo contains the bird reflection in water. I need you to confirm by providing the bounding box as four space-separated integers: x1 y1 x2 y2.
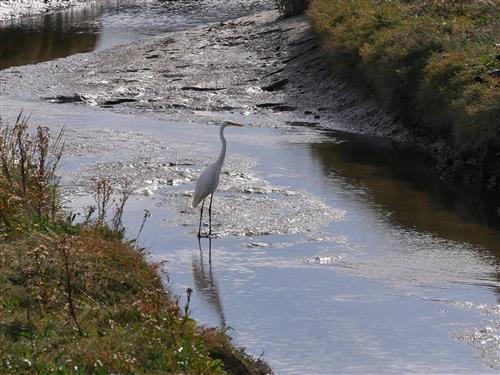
192 237 226 328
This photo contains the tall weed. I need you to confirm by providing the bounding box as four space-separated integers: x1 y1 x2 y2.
275 0 309 17
0 115 64 237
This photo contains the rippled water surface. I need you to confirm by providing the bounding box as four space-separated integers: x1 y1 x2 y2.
1 97 499 373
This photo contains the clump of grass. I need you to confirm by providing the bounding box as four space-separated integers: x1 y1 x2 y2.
1 229 231 373
0 119 271 374
275 0 309 17
308 0 500 178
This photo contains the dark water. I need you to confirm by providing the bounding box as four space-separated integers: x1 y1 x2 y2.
0 4 99 70
309 130 500 255
0 0 272 70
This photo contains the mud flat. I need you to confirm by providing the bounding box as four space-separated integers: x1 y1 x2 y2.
0 11 401 131
2 8 482 186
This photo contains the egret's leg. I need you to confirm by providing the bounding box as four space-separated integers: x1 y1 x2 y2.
208 193 214 237
197 198 205 238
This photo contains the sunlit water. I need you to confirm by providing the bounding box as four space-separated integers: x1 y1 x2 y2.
1 97 499 373
1 0 499 372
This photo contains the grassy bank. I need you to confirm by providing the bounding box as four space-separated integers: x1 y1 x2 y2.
0 119 270 374
308 0 499 183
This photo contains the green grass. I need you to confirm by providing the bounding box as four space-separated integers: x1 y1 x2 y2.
0 118 270 374
308 0 499 155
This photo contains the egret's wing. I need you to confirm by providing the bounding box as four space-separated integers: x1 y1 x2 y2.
192 179 207 208
192 163 219 208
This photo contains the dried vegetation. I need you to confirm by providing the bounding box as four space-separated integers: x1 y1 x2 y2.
308 0 500 185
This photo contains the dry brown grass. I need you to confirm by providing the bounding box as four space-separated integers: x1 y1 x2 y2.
0 114 64 237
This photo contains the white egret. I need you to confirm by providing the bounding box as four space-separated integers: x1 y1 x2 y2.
192 120 244 237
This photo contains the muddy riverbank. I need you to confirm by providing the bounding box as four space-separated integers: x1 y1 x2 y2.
1 9 490 189
0 11 407 133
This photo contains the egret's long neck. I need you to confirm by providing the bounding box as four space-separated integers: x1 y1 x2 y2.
216 124 227 168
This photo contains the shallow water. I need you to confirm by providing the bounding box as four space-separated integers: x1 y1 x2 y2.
1 96 499 373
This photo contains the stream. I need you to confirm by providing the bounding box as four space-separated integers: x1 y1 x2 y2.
1 1 499 373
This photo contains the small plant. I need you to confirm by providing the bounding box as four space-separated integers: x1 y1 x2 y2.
275 0 309 17
94 176 114 224
111 178 132 232
57 235 83 336
85 176 140 241
0 114 64 237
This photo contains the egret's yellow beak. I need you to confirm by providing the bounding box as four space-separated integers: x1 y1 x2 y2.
224 120 244 127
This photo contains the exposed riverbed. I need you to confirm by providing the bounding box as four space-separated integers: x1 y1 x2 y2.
1 0 499 373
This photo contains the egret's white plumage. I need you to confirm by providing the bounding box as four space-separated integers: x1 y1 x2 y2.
193 120 243 237
192 161 222 208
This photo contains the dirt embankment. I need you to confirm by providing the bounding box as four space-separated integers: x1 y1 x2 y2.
0 10 491 188
308 0 500 191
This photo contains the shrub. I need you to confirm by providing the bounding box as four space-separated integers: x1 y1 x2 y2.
275 0 309 17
